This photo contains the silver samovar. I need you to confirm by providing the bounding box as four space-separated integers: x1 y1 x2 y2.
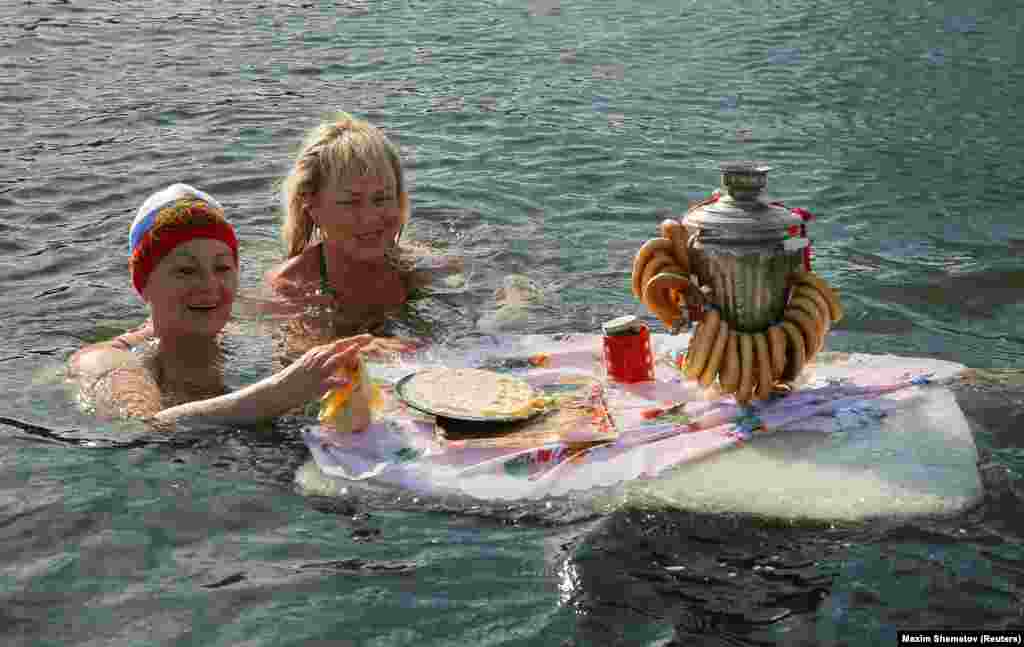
683 162 807 333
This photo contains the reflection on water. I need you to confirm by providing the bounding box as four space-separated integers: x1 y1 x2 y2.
3 0 1024 643
558 484 1024 646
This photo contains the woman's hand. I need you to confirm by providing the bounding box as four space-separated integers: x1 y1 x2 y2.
114 318 155 348
278 334 374 401
247 278 337 317
361 336 425 359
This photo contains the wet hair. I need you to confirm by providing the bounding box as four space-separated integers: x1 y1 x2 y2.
279 112 407 259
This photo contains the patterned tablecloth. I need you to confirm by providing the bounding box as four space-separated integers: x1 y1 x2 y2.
303 333 972 502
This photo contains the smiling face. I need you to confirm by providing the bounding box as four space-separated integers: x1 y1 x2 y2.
141 238 239 339
306 174 405 265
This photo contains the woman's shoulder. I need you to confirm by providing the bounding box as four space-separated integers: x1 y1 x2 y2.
70 345 163 420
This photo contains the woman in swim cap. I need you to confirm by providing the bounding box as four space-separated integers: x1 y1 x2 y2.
69 183 372 427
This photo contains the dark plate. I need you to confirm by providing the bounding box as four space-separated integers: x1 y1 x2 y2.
393 372 545 423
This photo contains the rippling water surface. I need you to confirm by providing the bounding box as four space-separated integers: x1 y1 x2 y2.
2 1 1023 645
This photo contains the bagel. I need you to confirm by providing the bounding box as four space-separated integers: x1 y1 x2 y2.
788 271 843 323
736 332 755 404
778 320 807 382
643 272 690 326
719 331 740 394
631 238 677 297
752 331 774 401
788 295 826 344
639 253 681 305
684 308 721 380
699 318 731 388
765 324 788 381
784 307 820 361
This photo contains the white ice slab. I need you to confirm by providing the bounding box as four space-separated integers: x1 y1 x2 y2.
628 385 982 521
299 334 983 521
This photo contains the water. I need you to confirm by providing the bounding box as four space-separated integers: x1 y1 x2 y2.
3 0 1024 644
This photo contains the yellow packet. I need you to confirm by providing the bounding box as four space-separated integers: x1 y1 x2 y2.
318 357 383 432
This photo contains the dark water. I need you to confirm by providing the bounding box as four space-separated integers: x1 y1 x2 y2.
2 1 1024 645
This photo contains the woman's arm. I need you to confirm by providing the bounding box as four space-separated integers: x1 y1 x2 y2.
68 320 164 421
153 335 373 426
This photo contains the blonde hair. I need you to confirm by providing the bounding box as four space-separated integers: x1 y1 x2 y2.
280 112 408 259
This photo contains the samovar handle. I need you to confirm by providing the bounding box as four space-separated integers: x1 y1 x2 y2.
684 231 711 299
669 231 713 335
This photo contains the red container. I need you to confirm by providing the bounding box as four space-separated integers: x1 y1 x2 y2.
602 318 654 383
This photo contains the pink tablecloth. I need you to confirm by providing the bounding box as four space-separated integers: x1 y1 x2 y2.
304 333 965 501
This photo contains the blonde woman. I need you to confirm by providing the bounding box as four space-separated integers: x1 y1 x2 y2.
69 183 373 428
265 113 455 356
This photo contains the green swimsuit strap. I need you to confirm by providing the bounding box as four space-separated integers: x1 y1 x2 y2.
318 243 337 297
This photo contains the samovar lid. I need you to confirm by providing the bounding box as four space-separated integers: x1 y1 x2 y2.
683 161 801 236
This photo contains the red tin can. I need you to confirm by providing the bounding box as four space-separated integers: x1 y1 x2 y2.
602 316 654 383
